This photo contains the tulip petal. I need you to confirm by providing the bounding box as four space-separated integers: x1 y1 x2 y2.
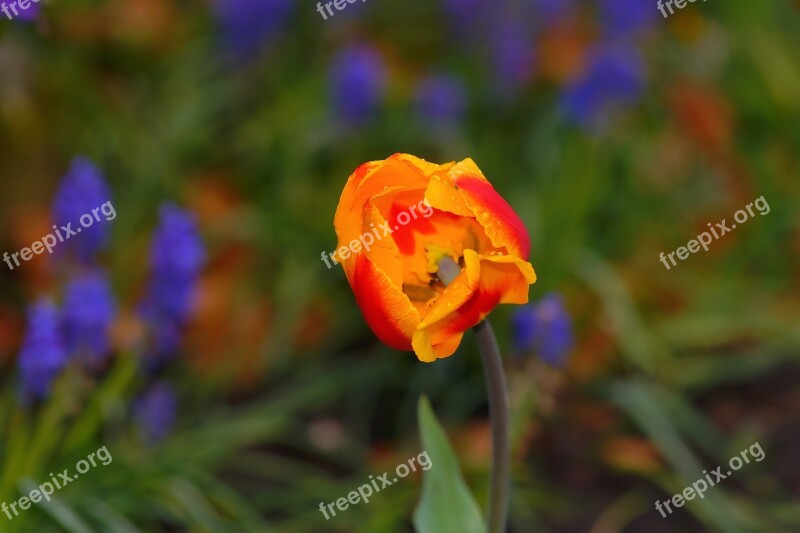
356 200 404 285
431 331 464 358
419 249 481 329
411 328 436 362
412 326 464 362
477 254 536 304
450 158 487 180
350 253 419 351
335 157 428 251
391 153 453 178
451 174 531 259
424 174 473 217
415 253 535 360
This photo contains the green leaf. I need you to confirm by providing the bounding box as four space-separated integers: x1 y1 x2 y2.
18 479 93 533
63 354 138 455
413 396 484 533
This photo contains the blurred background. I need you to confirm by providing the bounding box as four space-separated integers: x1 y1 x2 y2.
0 0 799 531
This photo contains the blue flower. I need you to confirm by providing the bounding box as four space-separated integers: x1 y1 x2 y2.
62 271 116 367
52 157 113 262
598 0 658 38
329 45 386 126
560 43 645 130
140 204 204 367
415 74 467 127
529 0 575 26
213 0 294 60
139 301 182 364
490 17 535 94
17 1 40 22
511 293 574 367
442 0 493 35
146 204 205 324
135 382 177 444
18 300 68 400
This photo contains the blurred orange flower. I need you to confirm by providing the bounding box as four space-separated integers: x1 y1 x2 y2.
601 436 663 475
333 154 536 362
537 20 592 85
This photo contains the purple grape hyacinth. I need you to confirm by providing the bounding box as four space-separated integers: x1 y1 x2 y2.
140 204 205 366
139 303 183 360
598 0 658 38
443 2 536 96
529 0 575 26
62 271 117 367
135 381 177 444
560 43 645 130
146 204 205 324
16 1 40 22
18 300 68 400
511 293 574 367
52 157 113 262
329 45 386 126
213 0 294 61
415 74 467 127
490 17 536 94
442 0 493 36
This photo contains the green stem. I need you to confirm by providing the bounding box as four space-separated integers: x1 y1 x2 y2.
473 319 510 533
437 257 510 532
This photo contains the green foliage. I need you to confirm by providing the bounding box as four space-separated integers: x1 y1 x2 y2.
414 396 483 533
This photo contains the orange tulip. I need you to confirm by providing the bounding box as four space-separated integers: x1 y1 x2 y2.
333 154 536 362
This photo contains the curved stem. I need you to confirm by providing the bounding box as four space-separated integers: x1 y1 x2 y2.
474 319 510 533
436 257 510 532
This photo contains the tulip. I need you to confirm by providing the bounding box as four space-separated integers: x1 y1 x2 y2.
333 153 536 362
335 154 537 531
